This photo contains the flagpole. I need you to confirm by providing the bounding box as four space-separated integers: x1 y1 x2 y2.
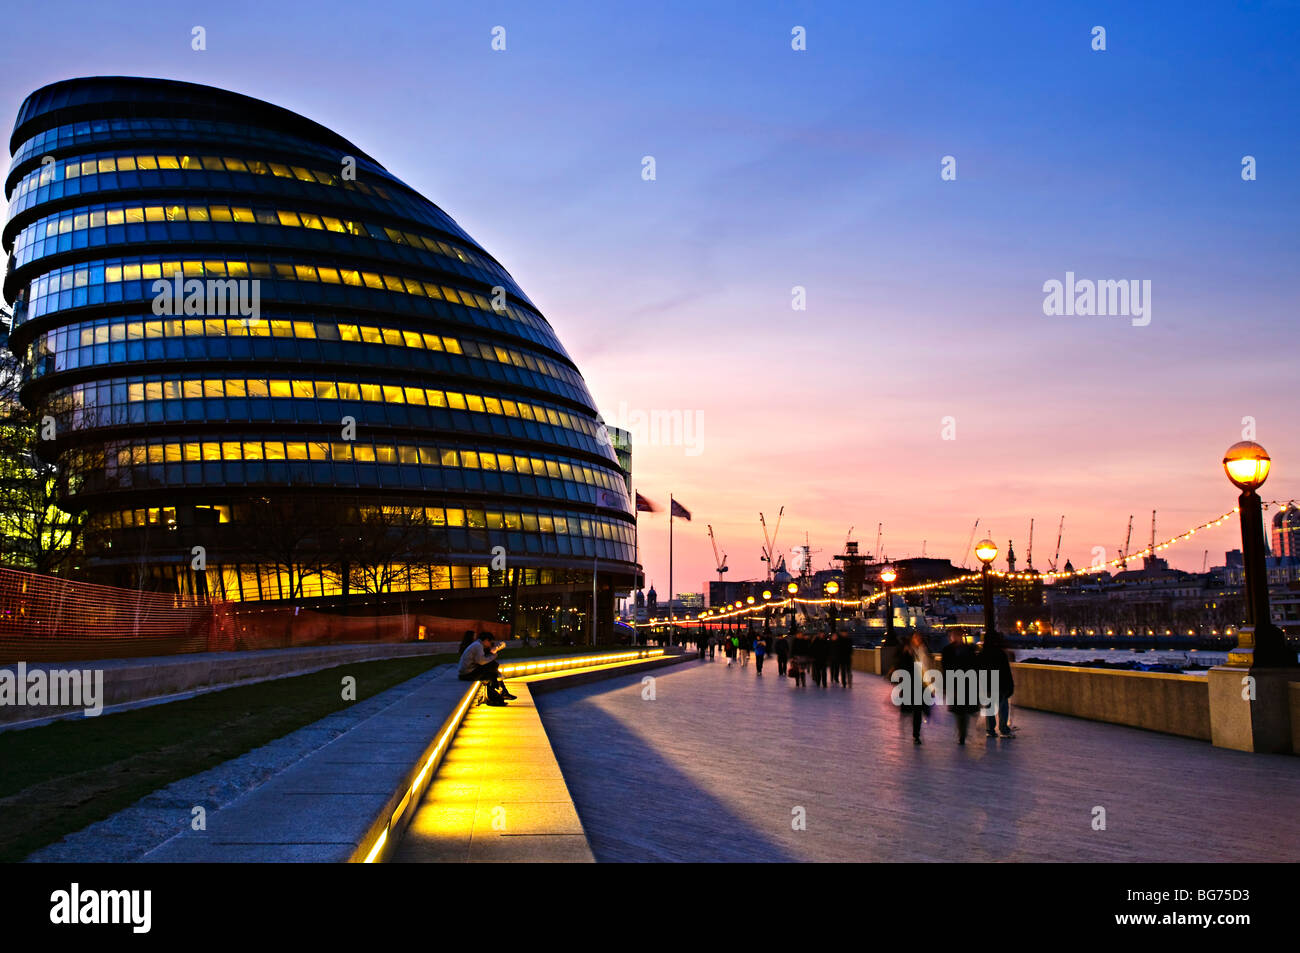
591 552 597 647
669 493 674 646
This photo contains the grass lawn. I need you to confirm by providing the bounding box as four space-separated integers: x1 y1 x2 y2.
0 643 630 862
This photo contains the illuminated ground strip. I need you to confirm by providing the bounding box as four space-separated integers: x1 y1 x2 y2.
361 649 665 862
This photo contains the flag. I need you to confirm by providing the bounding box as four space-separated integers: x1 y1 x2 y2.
635 492 660 513
670 498 692 521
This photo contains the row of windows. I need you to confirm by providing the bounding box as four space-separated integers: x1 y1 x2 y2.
12 196 504 293
6 148 489 279
86 501 636 546
68 451 626 508
11 114 362 169
30 315 582 392
54 392 606 459
77 437 626 501
197 562 606 603
52 373 605 444
11 151 390 202
7 113 494 271
20 255 556 351
28 331 590 410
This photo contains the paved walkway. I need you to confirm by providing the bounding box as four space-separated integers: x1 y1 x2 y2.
392 682 593 862
535 658 1300 862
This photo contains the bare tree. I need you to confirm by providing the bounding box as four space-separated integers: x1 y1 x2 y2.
344 504 438 597
244 490 326 604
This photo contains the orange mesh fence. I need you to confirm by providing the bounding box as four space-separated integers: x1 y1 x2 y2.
209 604 509 653
0 566 213 662
0 566 508 663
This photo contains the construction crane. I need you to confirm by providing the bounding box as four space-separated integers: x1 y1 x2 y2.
874 523 883 562
1049 516 1065 573
1119 515 1133 570
1026 518 1035 571
962 518 980 568
707 524 729 583
759 508 785 579
845 526 854 548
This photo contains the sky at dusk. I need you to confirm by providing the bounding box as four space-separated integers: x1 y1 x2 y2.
3 1 1297 596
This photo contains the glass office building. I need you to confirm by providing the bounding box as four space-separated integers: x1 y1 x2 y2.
3 77 636 634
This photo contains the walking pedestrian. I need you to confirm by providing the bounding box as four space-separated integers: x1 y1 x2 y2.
835 630 854 686
775 632 790 676
790 630 810 687
941 633 979 744
739 630 752 668
754 632 767 675
811 630 829 688
895 632 932 744
978 636 1016 738
725 633 738 667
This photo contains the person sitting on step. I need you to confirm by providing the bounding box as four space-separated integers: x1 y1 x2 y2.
458 633 516 705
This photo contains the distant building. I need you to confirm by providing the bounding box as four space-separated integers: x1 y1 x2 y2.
709 579 769 608
1273 509 1300 558
676 592 705 611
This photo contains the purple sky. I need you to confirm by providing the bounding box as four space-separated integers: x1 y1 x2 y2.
3 1 1297 594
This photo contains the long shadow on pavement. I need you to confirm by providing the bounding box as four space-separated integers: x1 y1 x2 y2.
534 665 799 862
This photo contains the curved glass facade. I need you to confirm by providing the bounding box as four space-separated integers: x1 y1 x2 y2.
4 77 634 618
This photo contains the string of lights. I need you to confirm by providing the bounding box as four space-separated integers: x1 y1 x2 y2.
630 497 1295 627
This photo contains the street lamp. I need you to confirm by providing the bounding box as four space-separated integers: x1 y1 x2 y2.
761 589 772 635
879 565 897 645
1222 441 1291 667
786 580 798 633
976 538 999 644
824 579 840 633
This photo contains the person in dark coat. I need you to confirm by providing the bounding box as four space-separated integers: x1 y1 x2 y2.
775 632 790 676
940 633 979 744
828 633 842 685
790 631 810 686
725 633 738 666
894 632 932 744
835 631 854 686
754 632 768 675
810 631 830 687
977 637 1016 737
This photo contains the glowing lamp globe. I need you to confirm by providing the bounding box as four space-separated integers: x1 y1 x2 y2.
786 582 799 595
824 581 840 596
746 596 755 605
880 566 897 585
975 538 999 566
1223 441 1271 491
762 590 772 600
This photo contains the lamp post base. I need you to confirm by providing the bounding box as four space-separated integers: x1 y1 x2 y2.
1207 663 1297 754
